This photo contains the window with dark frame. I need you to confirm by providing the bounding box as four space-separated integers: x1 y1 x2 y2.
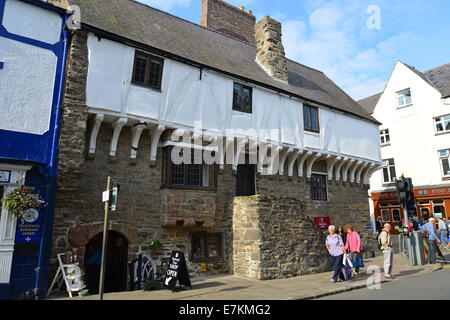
233 82 252 113
132 51 164 90
311 174 327 201
162 147 217 189
303 105 319 132
191 232 223 261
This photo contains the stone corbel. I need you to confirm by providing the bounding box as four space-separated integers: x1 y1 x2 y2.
355 162 370 184
326 156 341 181
349 160 363 184
287 149 303 177
334 157 347 183
109 117 128 162
149 125 165 167
305 152 323 179
87 113 104 159
297 150 313 178
341 159 355 183
278 147 294 176
130 123 148 164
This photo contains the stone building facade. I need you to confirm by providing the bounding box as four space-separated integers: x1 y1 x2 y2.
50 0 381 293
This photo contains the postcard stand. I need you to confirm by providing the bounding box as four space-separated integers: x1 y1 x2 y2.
47 252 86 298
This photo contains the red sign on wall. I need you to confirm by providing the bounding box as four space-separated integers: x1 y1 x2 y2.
314 217 331 230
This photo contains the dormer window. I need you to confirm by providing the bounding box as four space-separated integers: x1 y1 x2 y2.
397 88 412 107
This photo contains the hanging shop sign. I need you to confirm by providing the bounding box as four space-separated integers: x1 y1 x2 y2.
15 208 42 243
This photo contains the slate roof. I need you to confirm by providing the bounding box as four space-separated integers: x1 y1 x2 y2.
357 93 382 115
69 0 379 124
424 63 450 98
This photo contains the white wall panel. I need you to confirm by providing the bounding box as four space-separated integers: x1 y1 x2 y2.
3 0 62 44
0 37 56 134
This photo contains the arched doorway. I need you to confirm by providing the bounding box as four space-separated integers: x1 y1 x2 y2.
84 231 128 294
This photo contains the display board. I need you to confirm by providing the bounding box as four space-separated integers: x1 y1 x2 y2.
163 251 192 292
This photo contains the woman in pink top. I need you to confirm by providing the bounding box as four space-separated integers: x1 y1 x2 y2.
345 224 363 274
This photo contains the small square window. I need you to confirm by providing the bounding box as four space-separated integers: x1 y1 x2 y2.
397 88 412 107
380 129 390 145
381 209 390 222
435 115 450 134
233 83 252 113
392 209 401 222
382 158 396 183
439 150 450 177
132 51 164 90
304 105 319 133
191 233 223 261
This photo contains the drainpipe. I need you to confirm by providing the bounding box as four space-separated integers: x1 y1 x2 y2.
33 13 69 300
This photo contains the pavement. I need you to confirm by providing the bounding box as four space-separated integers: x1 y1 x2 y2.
46 247 448 301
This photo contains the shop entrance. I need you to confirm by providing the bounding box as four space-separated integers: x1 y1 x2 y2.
84 231 128 294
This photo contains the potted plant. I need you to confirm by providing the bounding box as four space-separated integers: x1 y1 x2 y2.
149 240 164 254
1 186 46 222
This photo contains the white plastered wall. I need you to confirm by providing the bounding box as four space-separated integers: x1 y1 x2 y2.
370 61 450 192
0 0 60 135
85 33 381 163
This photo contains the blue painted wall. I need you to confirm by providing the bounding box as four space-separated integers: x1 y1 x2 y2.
0 0 69 299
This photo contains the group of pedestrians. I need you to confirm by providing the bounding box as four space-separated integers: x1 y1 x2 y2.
325 224 363 283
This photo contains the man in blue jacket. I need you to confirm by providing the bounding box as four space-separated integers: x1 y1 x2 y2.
420 217 441 265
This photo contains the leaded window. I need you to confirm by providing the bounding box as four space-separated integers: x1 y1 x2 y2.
132 51 164 90
233 82 252 113
162 147 217 189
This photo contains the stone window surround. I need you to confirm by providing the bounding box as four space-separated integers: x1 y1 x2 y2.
190 232 224 262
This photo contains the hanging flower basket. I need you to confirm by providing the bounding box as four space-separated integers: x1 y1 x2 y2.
1 186 46 219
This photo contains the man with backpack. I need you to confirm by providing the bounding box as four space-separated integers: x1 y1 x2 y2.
379 223 396 279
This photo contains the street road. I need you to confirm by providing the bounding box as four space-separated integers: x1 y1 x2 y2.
318 267 450 300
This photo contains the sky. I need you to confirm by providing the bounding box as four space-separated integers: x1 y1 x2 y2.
138 0 450 101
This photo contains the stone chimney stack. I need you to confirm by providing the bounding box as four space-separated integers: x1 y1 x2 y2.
48 0 70 10
254 16 288 81
200 0 256 44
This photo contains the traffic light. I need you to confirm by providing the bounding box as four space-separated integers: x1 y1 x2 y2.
395 176 415 209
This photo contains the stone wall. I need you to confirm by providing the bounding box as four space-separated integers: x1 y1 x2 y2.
255 168 377 257
51 29 376 287
233 195 331 280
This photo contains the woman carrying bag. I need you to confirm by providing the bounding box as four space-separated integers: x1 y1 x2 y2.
345 224 364 275
325 225 347 283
